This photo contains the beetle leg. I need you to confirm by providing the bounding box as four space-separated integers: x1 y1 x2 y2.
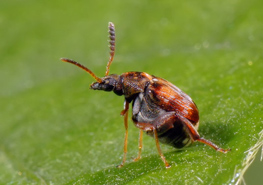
117 100 130 168
134 121 171 168
178 115 230 153
197 137 230 153
120 100 129 116
153 128 171 168
133 129 143 161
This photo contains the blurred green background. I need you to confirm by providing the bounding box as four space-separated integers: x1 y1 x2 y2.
0 0 262 184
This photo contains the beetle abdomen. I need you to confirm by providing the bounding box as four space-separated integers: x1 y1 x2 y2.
158 120 191 148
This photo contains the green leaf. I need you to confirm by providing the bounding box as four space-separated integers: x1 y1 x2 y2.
0 0 262 184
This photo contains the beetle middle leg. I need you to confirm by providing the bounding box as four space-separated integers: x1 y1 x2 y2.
133 121 171 168
117 100 130 168
133 129 143 161
133 112 177 168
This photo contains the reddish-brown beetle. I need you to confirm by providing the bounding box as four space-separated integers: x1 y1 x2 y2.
61 22 230 168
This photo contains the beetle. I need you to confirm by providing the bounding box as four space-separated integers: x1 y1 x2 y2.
61 22 230 168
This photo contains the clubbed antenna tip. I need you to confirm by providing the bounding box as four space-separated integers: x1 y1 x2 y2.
105 22 116 76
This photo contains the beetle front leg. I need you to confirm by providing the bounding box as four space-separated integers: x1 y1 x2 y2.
117 100 130 168
178 115 230 153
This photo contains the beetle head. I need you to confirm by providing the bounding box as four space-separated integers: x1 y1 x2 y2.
90 74 119 92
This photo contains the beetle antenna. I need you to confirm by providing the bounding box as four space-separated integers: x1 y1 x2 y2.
61 58 102 83
105 22 115 76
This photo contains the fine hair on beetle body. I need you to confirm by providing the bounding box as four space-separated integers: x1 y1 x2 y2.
61 22 230 168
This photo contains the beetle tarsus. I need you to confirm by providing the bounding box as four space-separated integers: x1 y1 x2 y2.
116 163 124 168
196 137 230 153
217 148 231 153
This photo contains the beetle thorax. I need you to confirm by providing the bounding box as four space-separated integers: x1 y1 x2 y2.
121 72 153 100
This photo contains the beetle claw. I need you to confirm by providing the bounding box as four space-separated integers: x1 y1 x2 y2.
218 148 231 153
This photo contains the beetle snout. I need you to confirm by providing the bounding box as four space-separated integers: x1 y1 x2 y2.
90 81 115 92
90 82 100 90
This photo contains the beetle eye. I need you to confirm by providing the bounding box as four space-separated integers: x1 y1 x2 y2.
104 80 110 84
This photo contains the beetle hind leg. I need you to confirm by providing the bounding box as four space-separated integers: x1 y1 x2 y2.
196 137 230 153
178 115 230 153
